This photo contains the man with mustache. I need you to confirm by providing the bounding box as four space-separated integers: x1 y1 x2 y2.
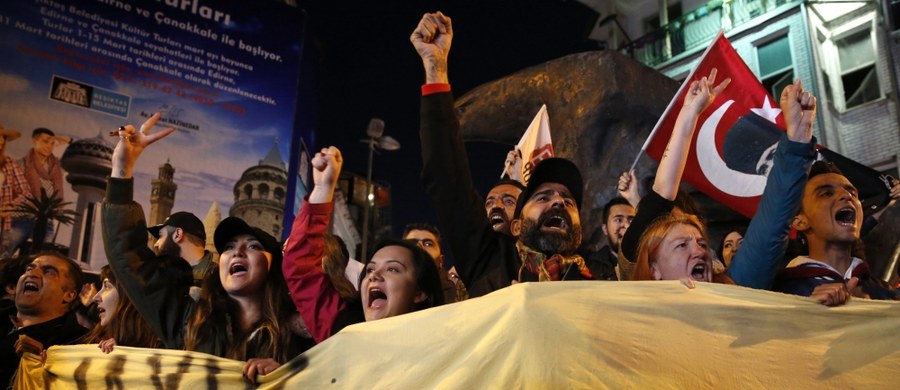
413 12 593 297
484 179 525 236
0 253 87 388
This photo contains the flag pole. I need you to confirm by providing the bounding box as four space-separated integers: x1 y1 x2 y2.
628 30 727 173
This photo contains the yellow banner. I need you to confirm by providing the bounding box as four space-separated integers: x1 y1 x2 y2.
18 281 900 388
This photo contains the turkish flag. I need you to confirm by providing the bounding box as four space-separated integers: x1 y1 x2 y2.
644 32 786 218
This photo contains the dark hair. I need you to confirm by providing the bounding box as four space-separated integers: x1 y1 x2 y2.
184 232 301 362
717 226 747 264
808 160 844 180
799 161 847 215
492 179 526 192
358 238 445 312
83 266 163 348
0 256 30 294
30 251 83 308
32 127 55 138
602 197 633 224
402 223 442 247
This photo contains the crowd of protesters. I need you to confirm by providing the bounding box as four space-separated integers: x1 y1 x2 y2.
0 11 898 388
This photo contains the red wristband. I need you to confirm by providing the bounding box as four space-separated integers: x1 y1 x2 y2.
421 83 451 96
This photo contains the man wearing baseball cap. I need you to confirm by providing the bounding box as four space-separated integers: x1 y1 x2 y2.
413 12 593 297
149 211 216 286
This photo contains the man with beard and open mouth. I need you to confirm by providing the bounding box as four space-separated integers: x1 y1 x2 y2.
413 12 593 297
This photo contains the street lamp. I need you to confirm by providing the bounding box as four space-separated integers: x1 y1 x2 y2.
360 118 399 260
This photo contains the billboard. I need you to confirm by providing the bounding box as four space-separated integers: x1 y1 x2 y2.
0 0 308 268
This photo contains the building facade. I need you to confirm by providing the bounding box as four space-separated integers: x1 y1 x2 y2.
585 0 900 177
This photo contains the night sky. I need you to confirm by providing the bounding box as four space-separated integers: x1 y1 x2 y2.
298 0 602 236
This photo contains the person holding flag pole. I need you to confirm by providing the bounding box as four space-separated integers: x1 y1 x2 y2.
621 32 820 294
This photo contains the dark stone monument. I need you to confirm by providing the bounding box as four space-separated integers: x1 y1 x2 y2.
455 50 741 249
452 49 898 283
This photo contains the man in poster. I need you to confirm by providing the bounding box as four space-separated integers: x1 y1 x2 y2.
19 128 68 245
20 128 66 203
0 124 32 256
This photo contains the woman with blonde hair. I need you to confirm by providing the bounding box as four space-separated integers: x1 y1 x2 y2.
620 73 818 291
631 213 731 284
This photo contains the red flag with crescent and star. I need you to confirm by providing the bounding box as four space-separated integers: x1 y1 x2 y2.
643 32 785 218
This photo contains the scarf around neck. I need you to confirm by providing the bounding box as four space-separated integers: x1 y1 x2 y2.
516 241 592 282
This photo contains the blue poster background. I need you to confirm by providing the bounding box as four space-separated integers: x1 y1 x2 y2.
0 0 307 268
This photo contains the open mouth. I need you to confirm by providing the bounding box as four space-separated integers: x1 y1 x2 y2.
229 263 248 275
542 216 568 230
690 263 707 281
367 288 387 308
23 281 39 293
97 307 106 315
489 213 506 226
834 207 856 225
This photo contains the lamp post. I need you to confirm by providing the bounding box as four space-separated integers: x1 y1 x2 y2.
360 118 399 260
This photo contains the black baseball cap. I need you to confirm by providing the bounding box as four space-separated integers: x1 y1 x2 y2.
148 211 206 241
513 157 583 218
213 217 281 260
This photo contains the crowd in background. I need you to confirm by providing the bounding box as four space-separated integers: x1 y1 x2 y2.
0 11 898 388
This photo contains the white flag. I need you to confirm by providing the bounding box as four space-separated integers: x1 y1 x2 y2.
501 104 554 185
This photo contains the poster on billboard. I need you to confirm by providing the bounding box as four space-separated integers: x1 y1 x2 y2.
0 0 307 269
